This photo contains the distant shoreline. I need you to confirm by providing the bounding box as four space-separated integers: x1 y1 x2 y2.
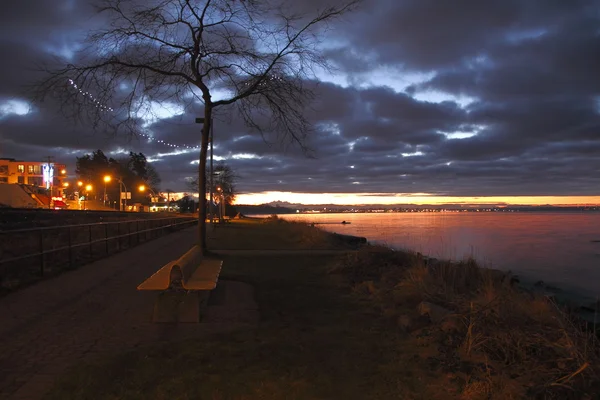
238 206 600 215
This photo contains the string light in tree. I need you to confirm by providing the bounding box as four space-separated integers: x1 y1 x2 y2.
67 78 200 151
243 74 284 88
67 79 114 112
138 132 200 150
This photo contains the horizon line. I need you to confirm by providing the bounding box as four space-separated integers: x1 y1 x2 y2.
232 192 600 206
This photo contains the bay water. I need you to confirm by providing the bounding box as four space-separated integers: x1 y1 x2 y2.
279 212 600 301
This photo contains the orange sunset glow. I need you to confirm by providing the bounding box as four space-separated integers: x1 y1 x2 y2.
234 192 600 206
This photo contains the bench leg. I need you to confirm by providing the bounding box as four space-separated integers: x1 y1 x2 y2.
152 291 200 323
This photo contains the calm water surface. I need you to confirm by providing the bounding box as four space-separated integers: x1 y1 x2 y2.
279 212 600 299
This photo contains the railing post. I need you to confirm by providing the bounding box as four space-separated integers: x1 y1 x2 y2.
89 224 93 259
39 230 44 277
68 226 73 269
104 223 109 255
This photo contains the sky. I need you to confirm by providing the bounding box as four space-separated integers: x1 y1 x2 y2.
0 0 599 206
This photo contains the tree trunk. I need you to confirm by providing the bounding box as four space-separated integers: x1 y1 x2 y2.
197 108 212 254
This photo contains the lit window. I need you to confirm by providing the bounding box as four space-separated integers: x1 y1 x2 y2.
28 165 34 174
17 164 24 173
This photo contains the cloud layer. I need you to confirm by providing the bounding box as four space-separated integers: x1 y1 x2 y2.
1 0 598 198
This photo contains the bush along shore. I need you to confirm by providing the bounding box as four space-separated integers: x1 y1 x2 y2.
328 239 600 398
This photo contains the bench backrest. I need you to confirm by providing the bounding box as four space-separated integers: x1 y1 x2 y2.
169 244 202 287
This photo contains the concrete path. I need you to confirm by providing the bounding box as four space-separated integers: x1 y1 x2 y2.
0 227 258 400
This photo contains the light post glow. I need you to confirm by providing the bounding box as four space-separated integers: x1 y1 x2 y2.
116 178 128 211
103 175 112 206
139 184 159 211
216 186 224 222
84 184 92 210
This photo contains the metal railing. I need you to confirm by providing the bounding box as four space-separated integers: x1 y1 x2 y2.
0 217 198 294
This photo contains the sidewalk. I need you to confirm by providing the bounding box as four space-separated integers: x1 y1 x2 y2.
0 227 257 400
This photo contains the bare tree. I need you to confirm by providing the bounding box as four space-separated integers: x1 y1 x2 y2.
32 0 360 254
187 161 238 202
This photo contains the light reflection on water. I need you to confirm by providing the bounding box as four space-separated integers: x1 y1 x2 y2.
279 212 600 298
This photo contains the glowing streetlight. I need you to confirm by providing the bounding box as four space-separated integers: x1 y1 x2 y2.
216 186 224 222
77 181 83 187
61 169 66 174
84 184 92 210
63 182 69 187
139 185 159 212
139 184 157 196
115 178 128 211
103 175 112 206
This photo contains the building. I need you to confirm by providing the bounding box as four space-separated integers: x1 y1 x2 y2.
0 158 68 197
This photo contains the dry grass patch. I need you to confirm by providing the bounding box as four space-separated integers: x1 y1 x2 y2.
330 246 600 399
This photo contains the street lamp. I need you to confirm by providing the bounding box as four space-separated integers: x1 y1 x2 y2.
76 181 83 209
139 185 158 212
84 184 92 210
139 184 157 195
216 186 224 223
103 175 112 206
116 178 128 211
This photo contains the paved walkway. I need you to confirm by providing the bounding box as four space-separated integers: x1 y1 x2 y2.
0 227 258 400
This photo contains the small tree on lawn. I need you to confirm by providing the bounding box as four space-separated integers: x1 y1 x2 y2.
33 0 361 255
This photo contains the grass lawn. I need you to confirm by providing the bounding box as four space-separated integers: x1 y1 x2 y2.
46 219 424 399
206 217 351 250
44 218 600 399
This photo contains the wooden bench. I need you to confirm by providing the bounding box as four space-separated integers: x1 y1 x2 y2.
137 245 223 323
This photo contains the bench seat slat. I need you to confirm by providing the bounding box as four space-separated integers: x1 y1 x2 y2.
137 261 177 291
183 259 223 290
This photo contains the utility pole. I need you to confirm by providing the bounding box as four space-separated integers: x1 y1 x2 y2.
210 119 214 223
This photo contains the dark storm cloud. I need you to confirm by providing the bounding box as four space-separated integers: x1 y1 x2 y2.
326 0 596 70
1 0 599 197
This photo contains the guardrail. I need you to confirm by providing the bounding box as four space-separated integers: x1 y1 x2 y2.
0 208 193 231
0 217 198 294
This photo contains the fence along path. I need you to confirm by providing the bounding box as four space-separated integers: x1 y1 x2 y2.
0 216 197 293
0 225 258 400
